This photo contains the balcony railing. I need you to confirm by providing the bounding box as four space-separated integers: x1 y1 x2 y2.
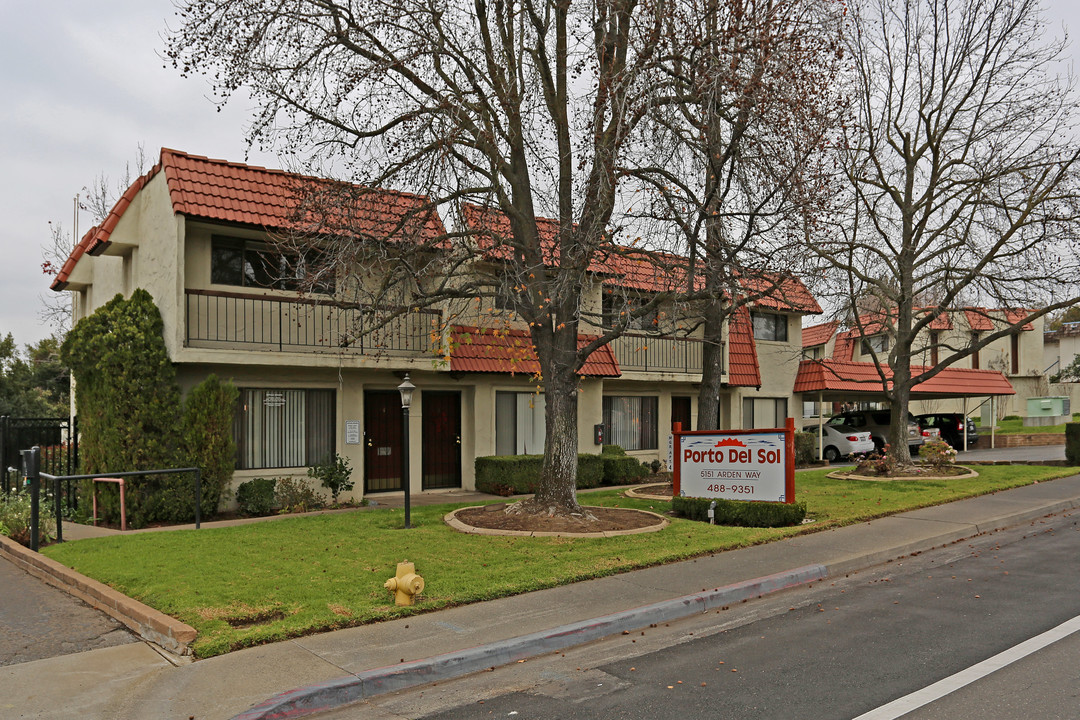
611 332 712 374
185 289 440 357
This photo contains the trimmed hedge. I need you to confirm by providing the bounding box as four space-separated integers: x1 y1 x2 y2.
475 454 604 496
236 478 277 516
599 444 650 485
1066 423 1080 465
794 432 815 467
672 495 807 527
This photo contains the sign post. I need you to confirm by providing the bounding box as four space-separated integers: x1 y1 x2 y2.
672 418 795 504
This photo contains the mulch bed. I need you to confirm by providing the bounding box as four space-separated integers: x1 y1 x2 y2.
454 504 663 533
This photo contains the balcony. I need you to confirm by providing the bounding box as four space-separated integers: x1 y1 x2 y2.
184 289 440 357
610 332 712 375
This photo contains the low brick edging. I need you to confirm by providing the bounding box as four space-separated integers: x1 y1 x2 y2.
0 534 196 656
972 434 1066 448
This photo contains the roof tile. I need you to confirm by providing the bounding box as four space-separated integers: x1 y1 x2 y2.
448 325 620 377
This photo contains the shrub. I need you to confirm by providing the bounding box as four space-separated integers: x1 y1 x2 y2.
180 375 238 518
671 496 806 527
794 432 815 466
475 454 604 496
854 445 896 476
598 445 648 485
275 477 326 513
1001 414 1021 421
307 454 354 503
1066 423 1080 465
649 459 663 474
62 290 183 528
0 492 56 546
919 439 957 472
236 478 277 516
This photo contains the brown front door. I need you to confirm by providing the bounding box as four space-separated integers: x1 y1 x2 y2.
422 391 461 489
364 390 403 493
672 396 692 431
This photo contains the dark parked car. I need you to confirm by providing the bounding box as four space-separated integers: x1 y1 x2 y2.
916 413 979 450
826 410 937 453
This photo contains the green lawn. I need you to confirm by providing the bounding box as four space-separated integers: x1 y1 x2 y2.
974 414 1080 435
42 465 1076 658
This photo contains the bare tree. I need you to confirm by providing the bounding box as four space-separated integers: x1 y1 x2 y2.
816 0 1080 464
627 0 847 429
167 0 671 515
42 145 148 332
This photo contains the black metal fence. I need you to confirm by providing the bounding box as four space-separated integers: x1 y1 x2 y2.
1 416 78 505
185 289 441 356
611 333 711 374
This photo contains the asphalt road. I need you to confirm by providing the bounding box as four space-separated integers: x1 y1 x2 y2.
338 508 1080 720
0 555 137 666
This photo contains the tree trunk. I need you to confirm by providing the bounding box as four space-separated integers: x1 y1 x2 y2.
697 298 726 430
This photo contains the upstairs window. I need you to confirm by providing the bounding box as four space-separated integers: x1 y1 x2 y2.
603 294 660 332
751 311 788 342
211 236 335 294
861 334 889 355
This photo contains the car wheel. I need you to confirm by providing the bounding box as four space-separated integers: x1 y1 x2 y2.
824 446 841 463
872 437 884 451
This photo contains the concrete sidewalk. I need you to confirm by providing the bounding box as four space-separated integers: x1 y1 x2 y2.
4 474 1080 720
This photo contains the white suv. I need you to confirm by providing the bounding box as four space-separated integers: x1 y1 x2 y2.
826 410 939 453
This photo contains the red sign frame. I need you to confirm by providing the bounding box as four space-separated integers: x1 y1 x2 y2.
672 417 796 504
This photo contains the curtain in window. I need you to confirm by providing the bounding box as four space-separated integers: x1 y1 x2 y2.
495 392 546 455
235 388 335 469
603 396 658 450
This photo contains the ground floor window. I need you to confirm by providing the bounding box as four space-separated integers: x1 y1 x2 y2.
234 388 335 469
743 397 788 430
495 392 546 455
603 396 658 450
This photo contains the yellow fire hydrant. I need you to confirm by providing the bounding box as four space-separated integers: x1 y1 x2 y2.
384 561 425 606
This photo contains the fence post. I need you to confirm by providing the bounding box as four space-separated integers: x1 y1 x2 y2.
54 473 63 543
21 446 41 551
0 416 8 494
195 468 202 530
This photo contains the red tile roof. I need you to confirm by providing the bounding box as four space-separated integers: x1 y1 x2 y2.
742 275 823 314
802 321 838 348
448 325 620 377
727 306 761 387
793 359 1015 398
832 329 857 361
963 308 995 332
462 204 821 314
1001 309 1035 331
51 148 447 290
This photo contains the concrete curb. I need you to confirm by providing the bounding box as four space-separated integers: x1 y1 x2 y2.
230 564 828 720
0 534 196 656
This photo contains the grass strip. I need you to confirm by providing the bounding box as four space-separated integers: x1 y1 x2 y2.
42 465 1075 658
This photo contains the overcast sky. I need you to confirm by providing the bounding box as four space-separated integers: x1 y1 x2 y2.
2 0 1080 350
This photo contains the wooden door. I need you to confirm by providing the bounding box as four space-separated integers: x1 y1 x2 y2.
364 390 403 492
422 391 461 489
671 396 692 431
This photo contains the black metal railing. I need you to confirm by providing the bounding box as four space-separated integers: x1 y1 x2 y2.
1 416 78 507
611 333 711 374
185 289 441 356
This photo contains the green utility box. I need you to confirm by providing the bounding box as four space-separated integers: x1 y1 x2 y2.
1024 396 1072 427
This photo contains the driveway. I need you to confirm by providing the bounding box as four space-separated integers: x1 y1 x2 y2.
0 554 137 666
957 445 1066 462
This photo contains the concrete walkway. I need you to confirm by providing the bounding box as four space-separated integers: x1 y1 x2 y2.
4 474 1080 720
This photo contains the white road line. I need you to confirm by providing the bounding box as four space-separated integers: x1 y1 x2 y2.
852 614 1080 720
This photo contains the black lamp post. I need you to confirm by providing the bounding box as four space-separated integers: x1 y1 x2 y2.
398 373 415 529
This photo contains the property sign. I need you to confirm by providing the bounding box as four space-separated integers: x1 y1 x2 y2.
673 419 795 503
345 420 361 445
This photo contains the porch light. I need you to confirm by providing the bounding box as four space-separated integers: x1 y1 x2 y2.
397 374 416 409
398 373 415 529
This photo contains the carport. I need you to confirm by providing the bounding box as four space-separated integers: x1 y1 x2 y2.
793 359 1017 460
